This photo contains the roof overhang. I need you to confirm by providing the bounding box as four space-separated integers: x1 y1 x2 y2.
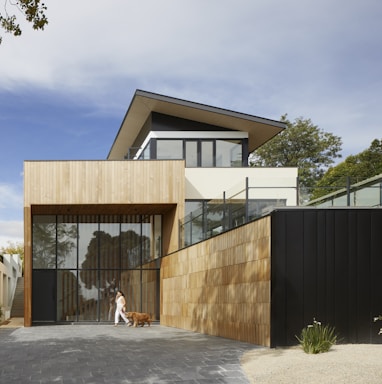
108 90 286 159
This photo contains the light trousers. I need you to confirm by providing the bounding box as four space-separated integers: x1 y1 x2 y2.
115 306 129 324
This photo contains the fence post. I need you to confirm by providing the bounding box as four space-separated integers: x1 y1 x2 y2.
346 176 351 206
296 176 300 206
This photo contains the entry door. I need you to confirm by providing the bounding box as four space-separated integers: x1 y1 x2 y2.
32 270 56 322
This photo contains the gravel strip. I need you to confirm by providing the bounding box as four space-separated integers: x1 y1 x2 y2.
241 344 382 383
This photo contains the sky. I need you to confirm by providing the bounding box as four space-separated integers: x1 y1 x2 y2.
0 0 381 247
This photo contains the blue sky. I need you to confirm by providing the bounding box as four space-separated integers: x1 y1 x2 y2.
1 0 381 247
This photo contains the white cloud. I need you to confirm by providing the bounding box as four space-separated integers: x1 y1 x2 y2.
0 221 23 248
1 0 381 161
0 184 23 218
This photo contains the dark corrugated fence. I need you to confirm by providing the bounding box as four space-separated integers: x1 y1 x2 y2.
270 208 382 347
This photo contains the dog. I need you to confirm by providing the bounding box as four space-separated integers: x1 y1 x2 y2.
125 311 152 327
125 311 137 326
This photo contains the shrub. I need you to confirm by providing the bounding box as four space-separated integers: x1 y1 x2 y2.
373 315 382 335
296 318 338 354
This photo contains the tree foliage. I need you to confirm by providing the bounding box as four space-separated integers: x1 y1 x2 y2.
0 0 48 44
249 114 342 189
311 138 382 199
0 240 24 260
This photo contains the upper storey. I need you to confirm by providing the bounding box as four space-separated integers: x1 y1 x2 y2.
108 90 286 167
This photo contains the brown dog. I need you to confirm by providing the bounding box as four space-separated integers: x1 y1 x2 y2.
132 312 152 327
125 311 137 326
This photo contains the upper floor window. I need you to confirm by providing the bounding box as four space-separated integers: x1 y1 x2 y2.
141 138 244 167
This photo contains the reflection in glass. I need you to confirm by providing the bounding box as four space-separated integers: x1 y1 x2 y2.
201 141 214 167
100 270 119 321
216 139 242 167
57 270 78 321
32 215 56 269
57 216 78 269
121 270 141 312
185 141 198 167
78 216 98 268
121 217 141 269
100 216 120 269
78 269 98 321
142 216 151 265
32 214 161 322
157 140 183 159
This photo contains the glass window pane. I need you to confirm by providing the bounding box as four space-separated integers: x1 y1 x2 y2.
157 140 183 159
78 216 98 269
57 270 78 321
201 141 214 167
99 216 120 269
99 270 120 321
121 270 141 312
57 216 78 269
121 216 141 269
142 216 151 266
138 141 151 160
185 141 198 167
78 269 99 321
153 215 162 260
141 269 160 319
216 140 242 167
33 215 56 269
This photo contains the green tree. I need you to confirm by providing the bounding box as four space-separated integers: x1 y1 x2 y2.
311 138 382 199
0 240 24 260
249 114 342 190
0 0 48 44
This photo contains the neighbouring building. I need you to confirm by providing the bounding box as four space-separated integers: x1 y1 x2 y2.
0 253 23 320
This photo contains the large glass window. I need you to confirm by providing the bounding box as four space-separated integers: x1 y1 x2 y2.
32 214 162 323
154 138 245 168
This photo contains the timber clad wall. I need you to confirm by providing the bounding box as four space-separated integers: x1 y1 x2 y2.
24 160 185 326
24 160 185 206
160 216 271 346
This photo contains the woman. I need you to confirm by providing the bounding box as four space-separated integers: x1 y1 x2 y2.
114 290 130 326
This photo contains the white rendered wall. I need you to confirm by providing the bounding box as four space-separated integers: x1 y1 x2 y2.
185 167 298 205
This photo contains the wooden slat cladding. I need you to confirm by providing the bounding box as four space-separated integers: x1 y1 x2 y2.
24 160 185 206
23 160 185 326
160 216 271 346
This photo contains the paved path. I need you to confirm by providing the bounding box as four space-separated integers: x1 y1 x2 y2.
0 320 260 383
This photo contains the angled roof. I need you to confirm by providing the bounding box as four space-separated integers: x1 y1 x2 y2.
108 90 286 160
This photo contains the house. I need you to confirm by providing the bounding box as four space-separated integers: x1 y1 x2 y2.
24 90 382 347
23 90 296 336
0 253 23 321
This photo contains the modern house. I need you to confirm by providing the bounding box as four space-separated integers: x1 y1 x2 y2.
24 90 382 347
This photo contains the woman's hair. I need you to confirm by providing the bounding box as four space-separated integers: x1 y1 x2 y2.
117 290 125 296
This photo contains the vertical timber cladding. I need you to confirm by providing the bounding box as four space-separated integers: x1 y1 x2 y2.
161 216 272 346
24 160 185 326
270 208 382 347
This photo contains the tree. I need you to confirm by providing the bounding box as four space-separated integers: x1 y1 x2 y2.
0 0 48 44
0 240 24 258
0 241 24 272
249 114 342 191
311 138 382 199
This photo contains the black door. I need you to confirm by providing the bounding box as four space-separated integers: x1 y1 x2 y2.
32 270 56 322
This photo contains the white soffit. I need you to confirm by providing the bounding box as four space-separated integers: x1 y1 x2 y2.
108 90 285 160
